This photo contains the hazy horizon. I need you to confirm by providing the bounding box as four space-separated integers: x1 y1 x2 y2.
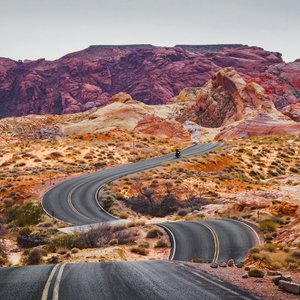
1 0 299 62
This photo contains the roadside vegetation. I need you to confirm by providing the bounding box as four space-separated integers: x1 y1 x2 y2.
20 223 169 265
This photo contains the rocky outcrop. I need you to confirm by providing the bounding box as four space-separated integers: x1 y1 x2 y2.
281 102 300 121
181 68 275 127
0 44 287 118
134 115 190 141
215 114 300 140
257 61 300 109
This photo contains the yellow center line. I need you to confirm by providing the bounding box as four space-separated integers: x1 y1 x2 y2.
41 264 60 300
197 222 220 263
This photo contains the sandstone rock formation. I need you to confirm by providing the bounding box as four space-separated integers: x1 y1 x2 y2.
134 115 190 141
63 93 186 141
281 102 300 121
0 44 290 118
181 68 276 127
215 114 300 140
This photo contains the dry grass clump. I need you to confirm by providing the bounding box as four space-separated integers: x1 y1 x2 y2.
130 246 149 256
249 244 300 270
146 228 163 239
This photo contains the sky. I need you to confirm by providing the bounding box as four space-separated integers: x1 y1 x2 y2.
0 0 299 62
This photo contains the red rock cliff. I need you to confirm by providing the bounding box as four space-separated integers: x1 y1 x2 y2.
0 44 295 118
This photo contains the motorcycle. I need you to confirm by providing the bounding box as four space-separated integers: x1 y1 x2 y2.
175 149 181 158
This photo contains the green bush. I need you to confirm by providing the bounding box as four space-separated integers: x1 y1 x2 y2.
14 201 44 226
258 219 278 232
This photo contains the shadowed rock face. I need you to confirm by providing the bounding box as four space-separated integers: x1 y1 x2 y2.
0 44 287 118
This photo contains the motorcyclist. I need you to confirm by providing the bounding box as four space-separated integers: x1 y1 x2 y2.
175 149 181 158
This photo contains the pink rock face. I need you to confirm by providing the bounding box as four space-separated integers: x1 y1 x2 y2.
282 102 300 121
0 44 287 118
215 114 300 140
258 61 300 109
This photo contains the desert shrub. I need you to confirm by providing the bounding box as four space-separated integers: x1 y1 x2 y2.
0 222 6 255
285 256 298 264
57 249 67 255
288 263 299 270
126 193 179 217
154 239 169 248
49 152 63 159
130 246 149 256
101 196 115 210
258 219 278 232
146 228 163 239
47 255 59 264
47 234 81 252
270 261 282 270
291 250 300 259
265 243 277 252
178 210 188 217
17 228 49 248
26 248 44 265
139 241 150 248
77 225 137 248
94 162 107 168
249 247 260 254
14 201 44 226
0 255 7 266
289 167 299 173
119 212 129 219
115 229 136 245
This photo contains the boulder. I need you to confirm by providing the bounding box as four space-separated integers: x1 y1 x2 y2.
227 259 235 267
272 275 292 285
267 270 282 276
210 262 218 268
279 280 300 295
248 269 264 278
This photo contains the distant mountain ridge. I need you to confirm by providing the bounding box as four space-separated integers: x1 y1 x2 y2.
0 44 299 118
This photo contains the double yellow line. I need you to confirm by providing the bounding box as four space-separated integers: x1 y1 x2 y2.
198 222 220 263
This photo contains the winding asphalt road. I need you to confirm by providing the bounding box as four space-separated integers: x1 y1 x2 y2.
0 143 261 299
42 143 222 225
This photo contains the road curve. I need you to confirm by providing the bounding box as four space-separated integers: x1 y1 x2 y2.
161 219 259 263
0 261 261 300
43 143 222 225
